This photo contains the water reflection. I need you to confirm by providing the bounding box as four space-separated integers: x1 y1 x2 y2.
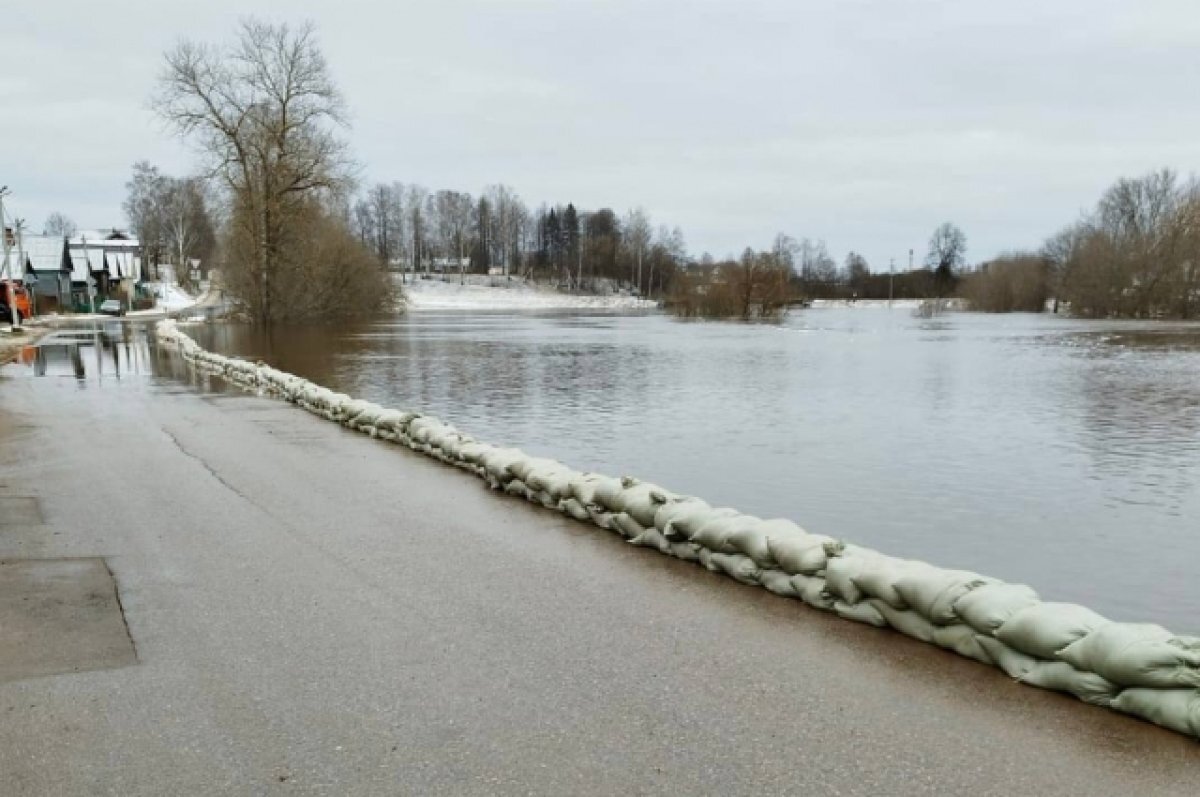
8 310 1200 631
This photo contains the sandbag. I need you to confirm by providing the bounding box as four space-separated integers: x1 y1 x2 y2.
591 477 635 513
610 512 646 540
653 498 712 538
976 637 1119 706
792 574 835 610
560 497 591 522
1112 688 1200 738
525 461 579 501
618 482 676 528
667 506 739 542
706 552 762 586
766 528 838 576
586 506 615 532
760 569 800 599
994 602 1110 660
853 556 933 610
724 517 778 567
690 514 760 554
834 600 887 627
952 583 1040 635
870 599 937 643
931 623 994 665
1057 623 1200 689
628 526 671 553
893 568 992 625
668 541 701 562
824 547 879 604
569 473 622 507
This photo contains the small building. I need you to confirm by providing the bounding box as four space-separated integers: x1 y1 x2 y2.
19 235 72 312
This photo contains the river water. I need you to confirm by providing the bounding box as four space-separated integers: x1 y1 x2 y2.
12 307 1200 632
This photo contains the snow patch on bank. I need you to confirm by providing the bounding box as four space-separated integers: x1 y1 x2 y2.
401 275 657 311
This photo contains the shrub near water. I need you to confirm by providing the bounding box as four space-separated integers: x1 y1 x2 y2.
959 254 1050 313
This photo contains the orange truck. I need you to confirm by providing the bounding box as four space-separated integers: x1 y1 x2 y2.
2 280 32 321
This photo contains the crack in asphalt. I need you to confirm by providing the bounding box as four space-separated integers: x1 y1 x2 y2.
161 427 258 507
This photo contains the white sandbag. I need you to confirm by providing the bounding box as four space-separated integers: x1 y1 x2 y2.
560 497 591 522
586 506 615 532
824 547 879 604
792 574 835 610
951 583 1041 635
591 476 634 513
628 526 671 553
706 552 762 585
690 514 760 554
1019 661 1121 707
524 461 579 501
931 623 995 665
616 482 677 528
1057 623 1200 689
653 497 711 537
666 505 739 542
766 528 838 576
853 556 933 610
834 600 887 627
724 517 778 567
975 637 1120 707
760 569 800 599
1112 688 1200 738
870 599 937 643
503 479 533 501
611 512 646 540
479 447 526 485
994 602 1110 660
568 473 621 507
893 568 993 625
669 542 701 562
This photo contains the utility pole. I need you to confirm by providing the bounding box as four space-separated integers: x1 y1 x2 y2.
889 257 895 307
0 186 18 328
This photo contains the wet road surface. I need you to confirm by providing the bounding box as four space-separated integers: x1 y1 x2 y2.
0 332 1197 795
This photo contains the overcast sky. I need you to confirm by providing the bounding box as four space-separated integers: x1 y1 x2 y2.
5 0 1200 268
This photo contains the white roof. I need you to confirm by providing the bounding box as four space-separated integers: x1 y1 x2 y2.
71 229 139 247
106 250 142 281
67 245 104 282
21 235 68 273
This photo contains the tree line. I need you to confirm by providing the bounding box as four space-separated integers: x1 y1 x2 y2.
348 183 687 297
959 169 1200 318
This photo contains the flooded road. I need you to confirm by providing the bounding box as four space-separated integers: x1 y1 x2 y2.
7 308 1200 634
2 322 1198 794
190 308 1200 633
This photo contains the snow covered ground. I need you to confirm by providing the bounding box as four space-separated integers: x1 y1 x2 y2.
401 275 658 311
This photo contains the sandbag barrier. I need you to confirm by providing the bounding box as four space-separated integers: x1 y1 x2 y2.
155 319 1200 740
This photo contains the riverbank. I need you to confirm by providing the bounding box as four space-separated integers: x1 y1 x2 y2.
401 274 657 310
0 345 1197 794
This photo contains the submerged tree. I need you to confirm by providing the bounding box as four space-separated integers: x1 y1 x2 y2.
925 222 967 294
154 19 382 322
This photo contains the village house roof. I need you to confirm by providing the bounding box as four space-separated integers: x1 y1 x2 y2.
67 245 105 282
105 250 142 281
19 235 70 273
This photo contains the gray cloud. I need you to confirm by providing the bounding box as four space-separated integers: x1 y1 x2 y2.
4 0 1200 269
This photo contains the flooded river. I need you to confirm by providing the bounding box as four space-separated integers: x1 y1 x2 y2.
10 307 1200 632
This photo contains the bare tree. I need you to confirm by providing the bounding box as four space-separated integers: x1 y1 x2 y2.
155 19 353 322
925 222 968 292
43 212 78 238
624 208 651 294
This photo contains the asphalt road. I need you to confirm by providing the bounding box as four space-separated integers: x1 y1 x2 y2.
0 351 1196 795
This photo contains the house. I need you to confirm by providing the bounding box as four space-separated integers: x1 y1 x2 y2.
66 230 144 306
19 234 72 311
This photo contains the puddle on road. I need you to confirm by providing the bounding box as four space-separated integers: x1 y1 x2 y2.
2 321 234 395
